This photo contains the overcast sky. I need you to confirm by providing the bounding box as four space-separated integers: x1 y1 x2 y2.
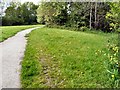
20 0 41 5
1 0 41 5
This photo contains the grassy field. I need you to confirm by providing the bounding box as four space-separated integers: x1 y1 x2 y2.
21 27 118 88
0 25 41 42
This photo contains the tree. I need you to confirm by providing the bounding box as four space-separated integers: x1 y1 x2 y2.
66 2 90 28
3 2 20 25
94 2 97 29
37 1 67 25
87 2 110 32
21 2 38 25
36 1 114 32
2 1 38 26
106 2 120 32
89 2 92 29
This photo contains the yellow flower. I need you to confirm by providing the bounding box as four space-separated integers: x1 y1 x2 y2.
104 53 106 56
111 75 114 78
114 53 116 56
95 52 97 55
116 49 118 53
110 57 113 61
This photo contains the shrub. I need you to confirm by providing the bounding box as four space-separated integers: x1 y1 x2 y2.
79 26 90 31
104 40 120 88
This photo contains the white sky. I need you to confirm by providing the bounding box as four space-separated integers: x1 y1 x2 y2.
20 0 41 5
1 0 41 5
1 0 41 11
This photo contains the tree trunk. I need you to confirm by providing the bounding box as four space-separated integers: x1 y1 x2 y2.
94 2 97 29
89 2 92 29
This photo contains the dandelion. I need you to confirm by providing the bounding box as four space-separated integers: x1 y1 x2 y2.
116 49 118 53
110 56 113 61
104 53 106 56
114 53 116 56
95 52 97 55
40 50 43 52
111 75 115 78
105 42 119 86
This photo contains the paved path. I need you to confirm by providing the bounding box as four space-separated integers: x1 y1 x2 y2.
0 26 42 89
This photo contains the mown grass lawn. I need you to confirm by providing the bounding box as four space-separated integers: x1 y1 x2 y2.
21 27 118 88
0 25 41 42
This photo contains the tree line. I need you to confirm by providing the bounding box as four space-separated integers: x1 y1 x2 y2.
37 1 120 32
2 1 120 32
2 2 38 26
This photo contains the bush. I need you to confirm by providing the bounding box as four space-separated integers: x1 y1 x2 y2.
47 24 91 32
79 26 90 31
104 40 120 88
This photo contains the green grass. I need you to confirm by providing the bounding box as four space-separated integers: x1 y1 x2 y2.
21 27 118 88
0 25 41 42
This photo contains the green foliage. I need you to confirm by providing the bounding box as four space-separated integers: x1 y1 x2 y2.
66 2 89 28
37 1 67 25
2 2 21 25
106 2 120 32
79 26 90 31
37 2 112 32
21 2 38 24
103 39 120 88
2 2 38 26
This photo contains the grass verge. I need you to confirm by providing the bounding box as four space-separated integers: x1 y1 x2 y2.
21 27 118 88
0 25 41 42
